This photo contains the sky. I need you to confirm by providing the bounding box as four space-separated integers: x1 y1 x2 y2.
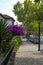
0 0 24 21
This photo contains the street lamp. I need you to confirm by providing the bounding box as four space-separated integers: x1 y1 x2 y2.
38 17 41 51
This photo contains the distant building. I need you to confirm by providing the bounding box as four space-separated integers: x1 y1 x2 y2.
0 13 15 26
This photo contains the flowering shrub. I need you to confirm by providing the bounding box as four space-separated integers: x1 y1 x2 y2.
0 20 22 60
6 25 24 35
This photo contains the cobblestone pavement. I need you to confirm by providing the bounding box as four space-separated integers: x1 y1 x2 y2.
14 41 43 65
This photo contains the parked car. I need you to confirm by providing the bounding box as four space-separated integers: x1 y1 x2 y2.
29 35 34 43
29 35 43 44
29 35 38 44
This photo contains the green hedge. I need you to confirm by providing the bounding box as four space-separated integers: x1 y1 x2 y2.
0 20 22 60
0 20 11 59
0 36 22 60
10 36 22 51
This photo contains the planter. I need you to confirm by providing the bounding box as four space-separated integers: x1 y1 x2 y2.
0 45 14 65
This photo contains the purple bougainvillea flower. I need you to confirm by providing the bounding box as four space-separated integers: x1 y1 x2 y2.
6 25 24 35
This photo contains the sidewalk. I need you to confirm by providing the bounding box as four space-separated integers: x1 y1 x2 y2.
14 41 43 65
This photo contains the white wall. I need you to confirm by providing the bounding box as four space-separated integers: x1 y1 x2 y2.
14 21 22 26
6 19 13 26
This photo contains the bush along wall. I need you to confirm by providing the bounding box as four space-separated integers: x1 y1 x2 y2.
0 19 22 65
0 35 22 65
10 36 22 52
0 20 12 59
0 20 23 61
6 25 24 51
6 25 23 51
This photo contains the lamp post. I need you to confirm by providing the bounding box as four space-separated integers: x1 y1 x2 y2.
38 17 41 51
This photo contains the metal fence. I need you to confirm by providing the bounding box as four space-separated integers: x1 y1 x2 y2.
0 45 14 65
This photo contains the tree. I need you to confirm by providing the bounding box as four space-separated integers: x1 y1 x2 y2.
13 0 43 35
13 1 24 22
34 0 40 3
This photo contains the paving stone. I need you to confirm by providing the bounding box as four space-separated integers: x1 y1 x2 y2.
14 41 43 65
7 41 43 65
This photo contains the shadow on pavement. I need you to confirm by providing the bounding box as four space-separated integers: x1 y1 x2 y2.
15 57 43 65
40 49 43 54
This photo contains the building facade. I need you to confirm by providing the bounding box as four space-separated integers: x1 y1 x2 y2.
0 13 15 26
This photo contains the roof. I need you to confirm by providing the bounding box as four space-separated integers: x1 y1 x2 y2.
0 13 15 21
